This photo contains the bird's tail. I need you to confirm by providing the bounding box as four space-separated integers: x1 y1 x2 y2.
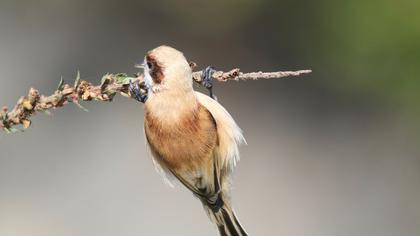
202 197 248 236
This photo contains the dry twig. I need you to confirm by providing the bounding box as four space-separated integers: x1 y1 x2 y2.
192 68 312 83
0 66 311 133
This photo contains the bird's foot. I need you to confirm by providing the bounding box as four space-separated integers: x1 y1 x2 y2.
129 80 148 103
202 66 216 100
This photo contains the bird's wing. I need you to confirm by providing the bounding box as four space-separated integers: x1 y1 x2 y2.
195 91 246 173
143 134 177 188
145 129 220 199
144 98 219 198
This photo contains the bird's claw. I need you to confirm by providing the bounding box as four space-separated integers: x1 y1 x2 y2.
202 66 216 99
129 80 148 103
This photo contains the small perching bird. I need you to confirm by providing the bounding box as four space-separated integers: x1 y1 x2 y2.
140 45 248 236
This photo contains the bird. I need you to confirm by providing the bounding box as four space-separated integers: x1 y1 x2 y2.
139 45 248 236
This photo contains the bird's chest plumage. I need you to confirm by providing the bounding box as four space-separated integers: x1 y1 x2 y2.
144 101 218 171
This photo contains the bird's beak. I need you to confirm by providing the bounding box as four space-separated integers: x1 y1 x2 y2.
135 62 145 69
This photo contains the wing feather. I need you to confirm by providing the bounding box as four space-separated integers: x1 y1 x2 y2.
195 92 246 172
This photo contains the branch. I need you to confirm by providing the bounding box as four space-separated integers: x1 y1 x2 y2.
0 67 311 133
192 68 312 83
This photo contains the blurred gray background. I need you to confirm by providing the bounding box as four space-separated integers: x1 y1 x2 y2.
0 0 419 236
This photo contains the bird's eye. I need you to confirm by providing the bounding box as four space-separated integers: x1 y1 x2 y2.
147 62 153 69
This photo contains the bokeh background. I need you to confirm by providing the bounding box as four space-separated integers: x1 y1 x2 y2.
0 0 419 235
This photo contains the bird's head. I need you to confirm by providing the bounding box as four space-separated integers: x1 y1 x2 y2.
143 45 193 95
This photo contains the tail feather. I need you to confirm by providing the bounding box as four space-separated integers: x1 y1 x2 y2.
204 202 248 236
